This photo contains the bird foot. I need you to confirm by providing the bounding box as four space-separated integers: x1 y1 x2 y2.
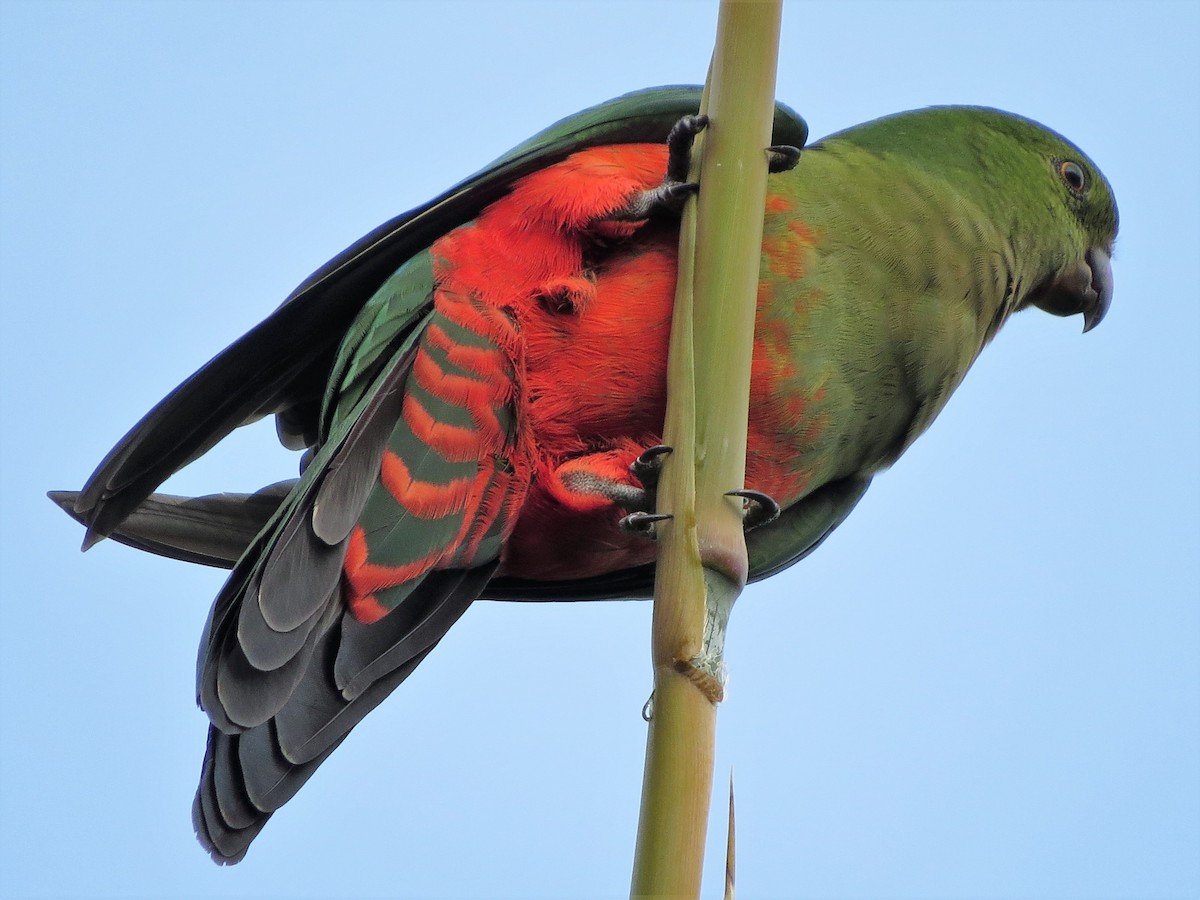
767 144 802 173
607 115 708 221
664 115 709 180
614 450 780 537
619 445 674 539
607 117 799 222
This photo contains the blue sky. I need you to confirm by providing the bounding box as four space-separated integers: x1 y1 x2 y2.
2 1 1197 898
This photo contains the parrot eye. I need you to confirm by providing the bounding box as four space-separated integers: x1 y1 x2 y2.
1056 159 1088 194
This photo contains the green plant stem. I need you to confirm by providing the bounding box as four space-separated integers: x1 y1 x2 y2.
629 2 783 897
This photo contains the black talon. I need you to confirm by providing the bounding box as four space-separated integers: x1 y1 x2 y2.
630 444 673 490
767 144 802 173
726 489 781 531
620 511 673 539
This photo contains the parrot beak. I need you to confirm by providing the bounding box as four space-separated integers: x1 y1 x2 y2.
1080 247 1113 332
1029 246 1113 332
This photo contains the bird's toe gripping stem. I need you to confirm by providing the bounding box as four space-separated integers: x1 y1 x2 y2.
725 489 781 531
618 510 673 538
615 451 781 537
607 115 799 223
608 115 708 222
628 443 673 492
767 144 802 173
618 444 674 537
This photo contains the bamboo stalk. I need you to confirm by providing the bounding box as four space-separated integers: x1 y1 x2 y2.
629 2 783 897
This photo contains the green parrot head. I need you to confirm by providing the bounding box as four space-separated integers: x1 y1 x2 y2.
829 105 1118 332
975 108 1117 332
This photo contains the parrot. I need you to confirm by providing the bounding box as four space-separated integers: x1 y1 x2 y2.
49 85 1117 863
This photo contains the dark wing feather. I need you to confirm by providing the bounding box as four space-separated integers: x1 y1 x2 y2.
209 733 260 831
236 580 333 672
214 619 330 730
197 340 421 731
254 517 347 633
193 563 494 864
308 357 409 545
332 567 490 700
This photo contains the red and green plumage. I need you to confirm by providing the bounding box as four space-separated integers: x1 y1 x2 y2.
344 293 525 623
50 87 1117 862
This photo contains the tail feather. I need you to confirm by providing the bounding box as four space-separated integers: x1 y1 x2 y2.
47 486 291 567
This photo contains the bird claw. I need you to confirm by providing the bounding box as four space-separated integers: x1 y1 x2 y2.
620 511 673 539
608 181 698 221
630 444 673 491
665 114 709 182
613 446 673 539
767 144 802 173
606 120 795 222
725 489 781 531
607 115 708 221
